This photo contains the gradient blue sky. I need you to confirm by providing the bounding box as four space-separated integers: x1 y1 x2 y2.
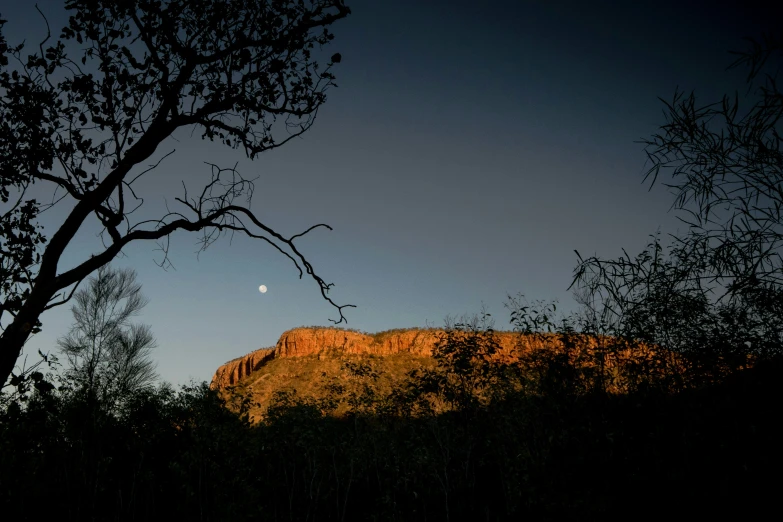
1 1 777 385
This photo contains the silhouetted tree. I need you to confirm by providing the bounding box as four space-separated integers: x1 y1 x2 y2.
571 33 783 368
58 264 157 405
0 0 354 388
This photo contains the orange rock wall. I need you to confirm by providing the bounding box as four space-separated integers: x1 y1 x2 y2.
272 328 521 358
211 347 275 389
210 327 686 393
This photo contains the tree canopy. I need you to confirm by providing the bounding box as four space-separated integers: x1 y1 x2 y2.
571 32 783 367
58 264 158 403
0 0 353 389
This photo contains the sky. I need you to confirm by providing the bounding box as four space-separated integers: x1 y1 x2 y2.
1 0 778 386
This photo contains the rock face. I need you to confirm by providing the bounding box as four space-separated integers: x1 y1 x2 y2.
211 327 518 390
210 326 685 392
272 328 520 358
211 347 275 390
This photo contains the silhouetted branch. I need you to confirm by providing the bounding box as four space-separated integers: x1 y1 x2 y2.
0 0 353 387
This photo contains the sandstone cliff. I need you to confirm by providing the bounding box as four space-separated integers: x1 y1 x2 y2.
272 327 521 358
211 327 512 390
211 347 276 390
210 326 684 392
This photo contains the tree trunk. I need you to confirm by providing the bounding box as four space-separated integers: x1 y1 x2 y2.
0 282 57 387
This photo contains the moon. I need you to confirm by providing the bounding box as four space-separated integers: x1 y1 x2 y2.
258 285 267 294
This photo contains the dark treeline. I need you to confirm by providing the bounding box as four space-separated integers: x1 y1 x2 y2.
2 312 781 521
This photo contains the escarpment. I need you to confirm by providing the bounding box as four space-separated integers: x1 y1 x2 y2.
271 327 521 359
210 326 686 392
211 347 276 390
211 327 516 390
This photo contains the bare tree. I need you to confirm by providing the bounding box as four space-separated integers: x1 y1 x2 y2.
58 264 158 402
570 32 783 365
0 0 354 388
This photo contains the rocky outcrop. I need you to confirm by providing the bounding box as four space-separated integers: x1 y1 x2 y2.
210 328 523 390
211 327 686 392
211 347 275 390
272 327 520 358
272 328 373 358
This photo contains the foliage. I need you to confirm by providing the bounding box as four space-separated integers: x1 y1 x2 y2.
403 313 509 412
570 33 783 373
57 264 158 407
0 0 353 389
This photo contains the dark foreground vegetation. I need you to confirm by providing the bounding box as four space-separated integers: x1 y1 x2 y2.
2 313 782 521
